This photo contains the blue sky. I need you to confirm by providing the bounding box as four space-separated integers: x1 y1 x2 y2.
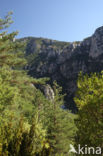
1 0 103 42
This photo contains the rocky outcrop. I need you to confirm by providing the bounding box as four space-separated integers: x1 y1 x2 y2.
41 84 54 102
21 26 103 112
90 27 103 58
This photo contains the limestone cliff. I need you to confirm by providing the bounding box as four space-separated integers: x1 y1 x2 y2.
20 26 103 112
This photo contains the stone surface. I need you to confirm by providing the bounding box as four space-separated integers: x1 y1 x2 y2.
20 26 103 112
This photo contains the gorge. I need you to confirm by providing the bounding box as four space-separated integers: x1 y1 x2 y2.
19 26 103 112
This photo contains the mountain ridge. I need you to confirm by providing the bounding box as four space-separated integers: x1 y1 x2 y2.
19 26 103 112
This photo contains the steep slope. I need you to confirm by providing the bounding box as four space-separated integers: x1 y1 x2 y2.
19 26 103 112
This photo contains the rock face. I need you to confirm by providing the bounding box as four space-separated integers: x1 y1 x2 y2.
90 26 103 58
21 26 103 112
41 84 54 102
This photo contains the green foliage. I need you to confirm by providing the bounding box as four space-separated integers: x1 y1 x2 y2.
0 12 76 156
0 12 49 155
20 113 49 156
74 72 103 155
42 81 77 155
0 12 13 30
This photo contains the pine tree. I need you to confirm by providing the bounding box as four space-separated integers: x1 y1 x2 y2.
0 12 77 156
0 13 49 155
43 81 77 155
19 112 49 156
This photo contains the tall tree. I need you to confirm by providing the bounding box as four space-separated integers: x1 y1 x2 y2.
0 13 49 155
74 72 103 155
0 12 77 156
43 81 77 156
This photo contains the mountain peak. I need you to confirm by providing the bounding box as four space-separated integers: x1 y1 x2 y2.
89 26 103 58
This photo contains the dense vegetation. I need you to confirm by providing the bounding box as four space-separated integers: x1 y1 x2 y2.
74 72 103 155
1 12 103 156
0 13 76 156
